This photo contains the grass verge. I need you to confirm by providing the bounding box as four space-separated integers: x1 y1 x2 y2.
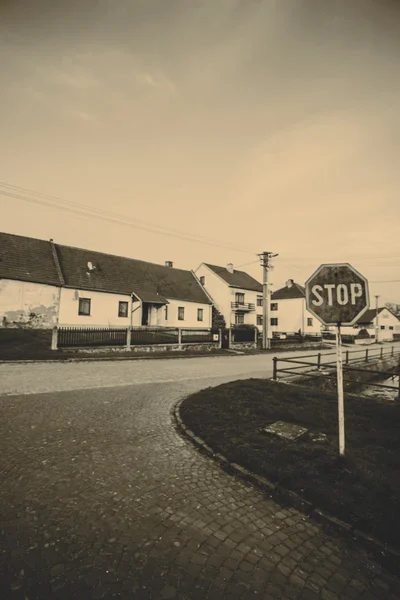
179 378 400 551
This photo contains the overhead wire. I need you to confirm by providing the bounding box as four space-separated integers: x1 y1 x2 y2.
0 182 256 255
1 181 398 289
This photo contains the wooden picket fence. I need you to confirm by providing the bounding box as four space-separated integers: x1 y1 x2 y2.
56 326 219 349
58 327 127 348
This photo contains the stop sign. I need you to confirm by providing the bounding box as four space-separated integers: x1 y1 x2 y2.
305 263 370 326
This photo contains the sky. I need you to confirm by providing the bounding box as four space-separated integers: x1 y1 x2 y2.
0 0 399 304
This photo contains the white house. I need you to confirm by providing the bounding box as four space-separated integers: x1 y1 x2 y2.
0 232 213 330
269 279 323 336
195 262 264 329
341 306 400 342
0 233 62 328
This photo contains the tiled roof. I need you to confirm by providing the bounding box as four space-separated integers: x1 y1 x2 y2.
357 307 399 324
0 232 212 304
54 244 212 304
204 263 263 292
0 232 61 286
271 283 305 300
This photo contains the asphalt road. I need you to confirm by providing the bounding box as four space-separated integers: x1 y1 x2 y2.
1 350 400 600
1 343 398 396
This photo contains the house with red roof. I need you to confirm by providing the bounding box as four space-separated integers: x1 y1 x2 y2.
0 232 213 329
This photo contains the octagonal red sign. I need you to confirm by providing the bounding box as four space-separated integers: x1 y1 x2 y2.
305 263 370 326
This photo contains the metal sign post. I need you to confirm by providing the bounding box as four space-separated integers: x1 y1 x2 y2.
305 263 370 458
336 323 345 457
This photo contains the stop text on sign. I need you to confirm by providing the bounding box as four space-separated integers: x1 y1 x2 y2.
311 283 363 307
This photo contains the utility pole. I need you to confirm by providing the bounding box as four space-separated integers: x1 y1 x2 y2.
375 295 379 343
258 251 278 350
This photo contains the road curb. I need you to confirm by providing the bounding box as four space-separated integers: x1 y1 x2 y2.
0 352 236 365
171 397 400 574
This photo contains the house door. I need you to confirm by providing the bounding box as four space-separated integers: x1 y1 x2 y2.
141 304 149 326
221 328 230 349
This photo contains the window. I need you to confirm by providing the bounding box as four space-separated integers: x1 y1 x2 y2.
307 318 313 326
165 305 168 321
380 325 385 330
178 307 185 321
270 303 278 311
197 308 203 321
199 276 205 285
270 318 278 326
257 296 263 306
235 293 245 304
257 315 263 326
235 313 245 325
118 301 128 318
389 326 394 330
78 298 91 316
382 312 389 318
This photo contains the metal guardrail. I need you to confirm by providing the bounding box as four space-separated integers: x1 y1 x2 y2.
272 345 400 398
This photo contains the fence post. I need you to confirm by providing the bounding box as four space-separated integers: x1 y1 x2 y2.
391 346 394 357
229 328 232 348
398 358 400 401
254 327 258 347
365 348 369 362
317 352 321 370
345 350 349 365
178 328 182 350
126 327 131 350
273 357 278 380
380 347 383 360
218 329 222 350
51 326 58 351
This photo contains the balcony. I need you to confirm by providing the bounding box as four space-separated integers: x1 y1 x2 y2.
231 302 255 312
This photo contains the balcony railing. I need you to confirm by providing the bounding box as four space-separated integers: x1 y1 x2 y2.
231 302 255 311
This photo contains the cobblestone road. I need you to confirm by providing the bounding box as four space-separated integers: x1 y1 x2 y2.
1 354 400 599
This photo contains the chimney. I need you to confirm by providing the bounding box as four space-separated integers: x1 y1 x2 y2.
286 279 294 288
226 263 234 274
165 261 173 268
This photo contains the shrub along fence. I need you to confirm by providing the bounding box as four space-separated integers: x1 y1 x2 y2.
130 327 179 346
231 326 257 343
181 329 217 344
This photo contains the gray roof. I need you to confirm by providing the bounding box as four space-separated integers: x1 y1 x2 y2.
204 263 263 292
0 232 61 286
271 283 305 300
357 307 399 324
0 232 212 304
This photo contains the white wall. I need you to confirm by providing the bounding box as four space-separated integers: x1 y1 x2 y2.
59 288 212 329
269 297 322 335
195 264 263 328
155 298 212 328
0 279 60 328
58 288 132 327
345 308 400 341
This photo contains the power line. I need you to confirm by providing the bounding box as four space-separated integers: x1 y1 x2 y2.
0 182 256 256
369 280 400 284
277 254 400 262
